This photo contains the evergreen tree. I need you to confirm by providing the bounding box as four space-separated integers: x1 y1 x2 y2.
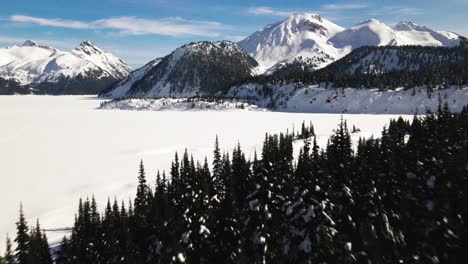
3 235 14 264
28 219 52 264
133 160 150 262
212 136 225 198
15 204 30 264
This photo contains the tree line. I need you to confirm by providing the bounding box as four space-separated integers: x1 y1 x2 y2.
3 104 467 263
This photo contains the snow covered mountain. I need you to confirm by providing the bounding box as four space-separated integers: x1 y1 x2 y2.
393 21 462 47
330 19 398 49
239 14 465 73
102 41 258 98
238 13 346 72
331 20 462 49
0 40 131 94
99 58 162 97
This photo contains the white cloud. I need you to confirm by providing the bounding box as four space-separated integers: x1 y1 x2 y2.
11 15 89 29
370 6 421 16
247 7 293 17
10 15 231 37
322 3 368 10
245 6 352 22
0 36 25 44
224 35 246 42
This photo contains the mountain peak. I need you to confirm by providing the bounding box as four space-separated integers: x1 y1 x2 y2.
357 18 384 26
394 21 422 31
287 13 322 21
74 40 104 55
22 40 37 47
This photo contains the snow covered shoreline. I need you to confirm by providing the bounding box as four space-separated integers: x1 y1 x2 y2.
99 97 264 112
100 86 468 114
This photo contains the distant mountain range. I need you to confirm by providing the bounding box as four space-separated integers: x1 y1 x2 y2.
1 13 466 95
239 14 464 73
0 40 131 94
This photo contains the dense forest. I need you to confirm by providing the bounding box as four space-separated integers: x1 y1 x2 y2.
2 105 467 263
0 74 121 95
241 45 468 90
0 78 30 95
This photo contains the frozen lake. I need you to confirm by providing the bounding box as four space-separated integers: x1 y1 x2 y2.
0 95 411 247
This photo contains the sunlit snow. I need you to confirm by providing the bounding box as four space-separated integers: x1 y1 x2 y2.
0 95 411 249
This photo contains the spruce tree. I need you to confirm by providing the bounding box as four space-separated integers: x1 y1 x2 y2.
28 219 52 264
3 235 14 264
133 160 150 262
15 204 30 264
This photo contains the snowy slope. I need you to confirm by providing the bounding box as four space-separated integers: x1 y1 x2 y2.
101 84 468 115
239 13 345 72
239 14 464 73
100 58 162 98
102 41 258 98
330 19 398 49
0 40 131 85
331 20 462 49
393 22 461 47
226 84 468 114
321 46 464 75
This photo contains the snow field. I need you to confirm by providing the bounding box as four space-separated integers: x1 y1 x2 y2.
0 95 411 250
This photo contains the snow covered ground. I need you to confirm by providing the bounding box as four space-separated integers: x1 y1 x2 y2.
102 86 468 114
99 97 264 111
0 95 411 250
227 85 468 114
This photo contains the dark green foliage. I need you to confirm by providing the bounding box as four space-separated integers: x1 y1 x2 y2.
2 235 14 264
10 206 52 264
33 74 120 95
0 77 29 95
28 220 53 264
0 74 122 95
15 205 30 264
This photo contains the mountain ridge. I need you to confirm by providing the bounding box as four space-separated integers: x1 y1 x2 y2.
238 13 465 73
0 40 131 94
102 41 258 98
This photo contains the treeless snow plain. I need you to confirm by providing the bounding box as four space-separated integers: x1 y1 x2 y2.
0 96 411 248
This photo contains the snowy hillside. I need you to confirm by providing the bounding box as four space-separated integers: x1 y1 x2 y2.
0 40 131 94
102 41 258 98
394 21 461 47
321 46 465 75
239 14 464 73
330 19 398 49
226 84 468 114
99 58 162 97
101 84 468 114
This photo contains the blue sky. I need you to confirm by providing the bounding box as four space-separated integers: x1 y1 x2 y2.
1 0 467 68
